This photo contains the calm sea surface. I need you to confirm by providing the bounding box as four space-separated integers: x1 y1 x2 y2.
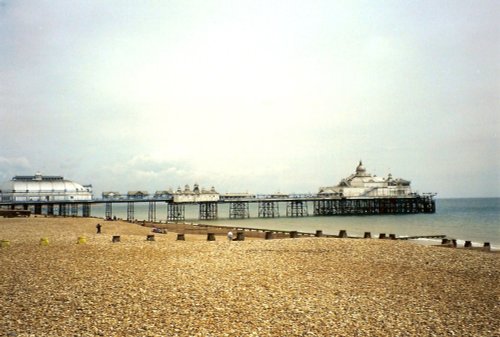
91 198 500 250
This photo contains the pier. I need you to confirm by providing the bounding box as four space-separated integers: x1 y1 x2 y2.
0 193 436 221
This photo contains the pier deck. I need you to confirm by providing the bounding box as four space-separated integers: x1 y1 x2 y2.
0 194 436 221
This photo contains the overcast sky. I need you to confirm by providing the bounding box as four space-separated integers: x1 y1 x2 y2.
0 1 498 198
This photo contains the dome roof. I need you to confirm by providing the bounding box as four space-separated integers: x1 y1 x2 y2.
356 160 366 174
5 174 91 194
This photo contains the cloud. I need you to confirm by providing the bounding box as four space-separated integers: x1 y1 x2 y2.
0 1 498 198
0 156 31 185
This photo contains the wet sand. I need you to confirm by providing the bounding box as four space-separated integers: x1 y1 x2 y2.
1 217 498 336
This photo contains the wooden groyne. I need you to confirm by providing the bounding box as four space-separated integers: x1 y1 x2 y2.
0 209 31 218
148 221 447 241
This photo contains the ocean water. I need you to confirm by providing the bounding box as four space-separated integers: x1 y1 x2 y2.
91 198 500 250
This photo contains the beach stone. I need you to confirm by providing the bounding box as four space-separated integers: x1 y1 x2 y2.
1 216 498 337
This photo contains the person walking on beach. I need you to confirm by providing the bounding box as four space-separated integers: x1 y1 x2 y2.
227 231 233 242
96 223 102 234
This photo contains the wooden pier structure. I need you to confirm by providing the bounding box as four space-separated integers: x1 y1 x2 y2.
0 194 436 222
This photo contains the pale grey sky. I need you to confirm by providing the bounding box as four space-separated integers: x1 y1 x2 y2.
0 0 498 197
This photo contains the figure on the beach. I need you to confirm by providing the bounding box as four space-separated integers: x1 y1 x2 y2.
96 223 102 234
227 231 233 242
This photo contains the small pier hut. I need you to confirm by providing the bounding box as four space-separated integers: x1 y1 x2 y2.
127 191 149 199
102 192 121 199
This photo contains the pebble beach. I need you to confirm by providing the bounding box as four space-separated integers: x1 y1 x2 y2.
0 217 498 337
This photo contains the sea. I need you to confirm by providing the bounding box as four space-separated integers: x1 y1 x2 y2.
90 198 500 250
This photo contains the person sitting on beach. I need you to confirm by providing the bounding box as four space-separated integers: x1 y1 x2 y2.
227 231 233 242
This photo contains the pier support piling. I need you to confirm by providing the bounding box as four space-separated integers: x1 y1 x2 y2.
286 201 308 217
34 204 42 215
167 203 185 221
127 202 134 222
70 204 78 217
258 201 279 218
148 201 157 222
47 204 54 216
229 202 250 219
82 204 91 217
105 202 112 220
199 202 218 220
59 204 68 217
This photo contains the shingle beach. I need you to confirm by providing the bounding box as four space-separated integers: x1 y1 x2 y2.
1 217 498 337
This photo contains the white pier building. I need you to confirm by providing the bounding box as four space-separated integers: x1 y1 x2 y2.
318 161 413 198
172 184 219 203
0 173 93 202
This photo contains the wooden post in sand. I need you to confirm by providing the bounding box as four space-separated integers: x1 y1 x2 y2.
389 234 397 240
441 238 450 245
452 239 457 248
364 232 371 239
483 242 491 251
265 232 273 240
338 230 347 238
315 230 323 237
177 233 185 241
207 233 216 241
146 234 155 241
290 231 298 238
236 232 245 241
464 240 472 248
379 233 386 239
112 235 121 243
